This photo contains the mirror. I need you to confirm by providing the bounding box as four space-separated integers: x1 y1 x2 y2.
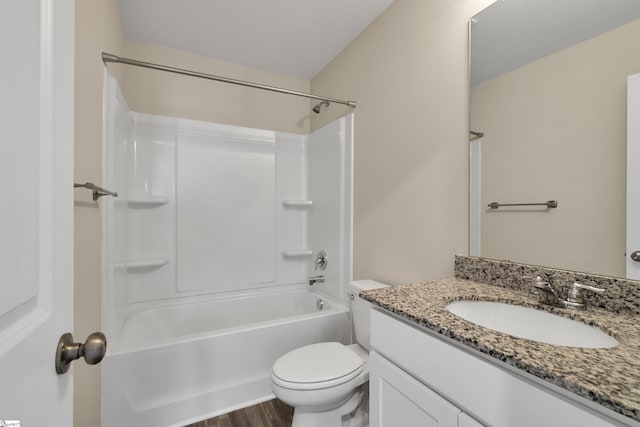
469 0 640 278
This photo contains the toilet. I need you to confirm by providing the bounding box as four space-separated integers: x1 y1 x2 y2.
271 280 388 427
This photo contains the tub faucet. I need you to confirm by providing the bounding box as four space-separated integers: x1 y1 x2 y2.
532 276 603 310
308 275 324 286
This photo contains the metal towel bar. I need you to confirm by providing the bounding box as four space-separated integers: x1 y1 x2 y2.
74 182 118 201
488 200 557 209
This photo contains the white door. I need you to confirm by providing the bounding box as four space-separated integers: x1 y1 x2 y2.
628 73 640 280
0 0 75 425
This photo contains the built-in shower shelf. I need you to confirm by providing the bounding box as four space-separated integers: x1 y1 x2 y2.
281 200 313 208
114 257 169 269
116 196 170 205
281 249 313 257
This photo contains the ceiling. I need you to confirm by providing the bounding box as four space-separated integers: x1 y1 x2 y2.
116 0 395 80
471 0 640 86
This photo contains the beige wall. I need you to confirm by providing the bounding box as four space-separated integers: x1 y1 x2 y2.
74 1 124 426
121 40 311 134
472 19 640 277
311 0 495 284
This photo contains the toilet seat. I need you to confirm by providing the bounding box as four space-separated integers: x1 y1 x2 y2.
272 342 364 390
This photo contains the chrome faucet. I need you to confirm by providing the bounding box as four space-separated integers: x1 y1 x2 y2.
531 276 604 311
532 276 564 307
308 274 324 286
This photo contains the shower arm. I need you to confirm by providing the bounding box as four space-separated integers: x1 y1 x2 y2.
102 52 357 108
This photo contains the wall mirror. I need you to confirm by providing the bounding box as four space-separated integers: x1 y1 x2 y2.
469 0 640 278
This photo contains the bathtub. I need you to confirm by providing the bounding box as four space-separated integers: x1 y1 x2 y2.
102 286 350 427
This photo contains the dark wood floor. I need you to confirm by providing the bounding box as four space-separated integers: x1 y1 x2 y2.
184 399 294 427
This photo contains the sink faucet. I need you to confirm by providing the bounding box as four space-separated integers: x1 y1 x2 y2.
532 276 604 311
308 274 324 286
532 276 564 307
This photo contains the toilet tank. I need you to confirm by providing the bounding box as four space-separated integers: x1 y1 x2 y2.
349 280 389 351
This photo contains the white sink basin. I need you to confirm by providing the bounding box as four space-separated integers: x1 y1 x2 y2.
445 301 618 348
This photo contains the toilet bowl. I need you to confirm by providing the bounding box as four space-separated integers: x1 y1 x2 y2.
271 280 388 427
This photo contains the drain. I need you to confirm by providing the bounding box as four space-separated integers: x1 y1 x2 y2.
316 298 325 310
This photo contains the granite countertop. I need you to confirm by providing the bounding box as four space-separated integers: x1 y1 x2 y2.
360 277 640 422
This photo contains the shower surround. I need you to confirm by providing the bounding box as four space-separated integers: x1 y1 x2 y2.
101 73 354 427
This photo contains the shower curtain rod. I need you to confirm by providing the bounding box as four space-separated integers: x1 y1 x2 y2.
102 52 357 108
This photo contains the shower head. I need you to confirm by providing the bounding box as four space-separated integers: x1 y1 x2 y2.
312 100 330 114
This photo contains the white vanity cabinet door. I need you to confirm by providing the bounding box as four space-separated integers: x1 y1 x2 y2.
370 350 463 427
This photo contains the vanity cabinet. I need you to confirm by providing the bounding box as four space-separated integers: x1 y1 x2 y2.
370 350 482 426
369 309 629 427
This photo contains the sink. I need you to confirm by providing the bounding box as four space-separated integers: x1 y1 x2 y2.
445 301 618 348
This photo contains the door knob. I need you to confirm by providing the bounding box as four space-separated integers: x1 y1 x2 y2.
55 331 107 374
632 251 640 262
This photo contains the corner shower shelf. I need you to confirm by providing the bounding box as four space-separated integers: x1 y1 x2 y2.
281 200 313 208
116 195 170 205
114 257 169 269
281 249 313 257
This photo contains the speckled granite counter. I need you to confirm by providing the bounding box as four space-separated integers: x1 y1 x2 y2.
361 277 640 422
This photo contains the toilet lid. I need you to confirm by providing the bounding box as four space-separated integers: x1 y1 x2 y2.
272 342 364 390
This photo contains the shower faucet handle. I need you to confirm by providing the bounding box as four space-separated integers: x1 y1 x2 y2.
315 250 327 271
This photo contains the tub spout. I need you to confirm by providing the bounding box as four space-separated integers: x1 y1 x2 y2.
309 275 324 286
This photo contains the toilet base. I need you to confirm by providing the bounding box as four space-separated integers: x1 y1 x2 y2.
291 384 369 427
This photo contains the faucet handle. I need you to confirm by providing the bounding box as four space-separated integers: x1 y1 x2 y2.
567 282 604 305
533 275 551 288
570 282 604 293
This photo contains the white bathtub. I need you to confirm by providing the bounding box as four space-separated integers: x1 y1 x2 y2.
102 287 350 427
